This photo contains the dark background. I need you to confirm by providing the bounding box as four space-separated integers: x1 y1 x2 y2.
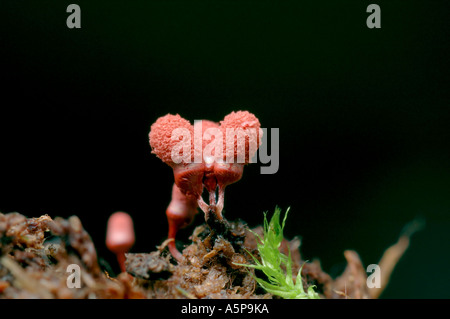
2 1 449 298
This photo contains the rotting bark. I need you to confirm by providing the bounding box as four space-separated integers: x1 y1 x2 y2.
0 211 417 299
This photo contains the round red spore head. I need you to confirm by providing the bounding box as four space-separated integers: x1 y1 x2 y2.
194 120 219 151
194 119 221 163
106 212 135 254
149 114 194 166
220 111 262 163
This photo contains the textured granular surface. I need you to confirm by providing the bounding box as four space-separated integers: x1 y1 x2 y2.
0 212 407 299
0 212 146 299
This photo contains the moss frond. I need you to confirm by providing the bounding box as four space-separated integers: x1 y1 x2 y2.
235 207 320 299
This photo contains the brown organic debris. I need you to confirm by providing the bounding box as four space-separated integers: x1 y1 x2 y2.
0 211 417 299
0 212 146 299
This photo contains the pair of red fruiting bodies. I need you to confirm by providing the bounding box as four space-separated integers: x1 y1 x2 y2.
150 111 262 261
106 111 262 270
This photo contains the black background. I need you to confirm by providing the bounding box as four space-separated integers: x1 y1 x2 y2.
2 1 449 298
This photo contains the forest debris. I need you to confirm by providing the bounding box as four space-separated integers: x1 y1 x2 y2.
370 237 409 298
301 259 334 298
0 212 146 299
332 250 371 299
1 256 53 299
46 216 101 276
125 252 174 279
0 211 419 299
193 265 229 297
0 213 52 253
368 218 424 298
332 218 424 299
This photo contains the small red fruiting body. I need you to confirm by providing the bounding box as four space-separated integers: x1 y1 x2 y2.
149 111 262 261
166 183 199 261
106 212 135 272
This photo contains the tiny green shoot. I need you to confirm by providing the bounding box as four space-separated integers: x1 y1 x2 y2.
235 207 320 299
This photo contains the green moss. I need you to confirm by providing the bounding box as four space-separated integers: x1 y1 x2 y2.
236 207 320 299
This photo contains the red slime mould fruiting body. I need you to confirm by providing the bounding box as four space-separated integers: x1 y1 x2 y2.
149 114 194 166
166 183 199 261
220 111 262 164
150 114 204 200
149 111 262 261
106 211 135 272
